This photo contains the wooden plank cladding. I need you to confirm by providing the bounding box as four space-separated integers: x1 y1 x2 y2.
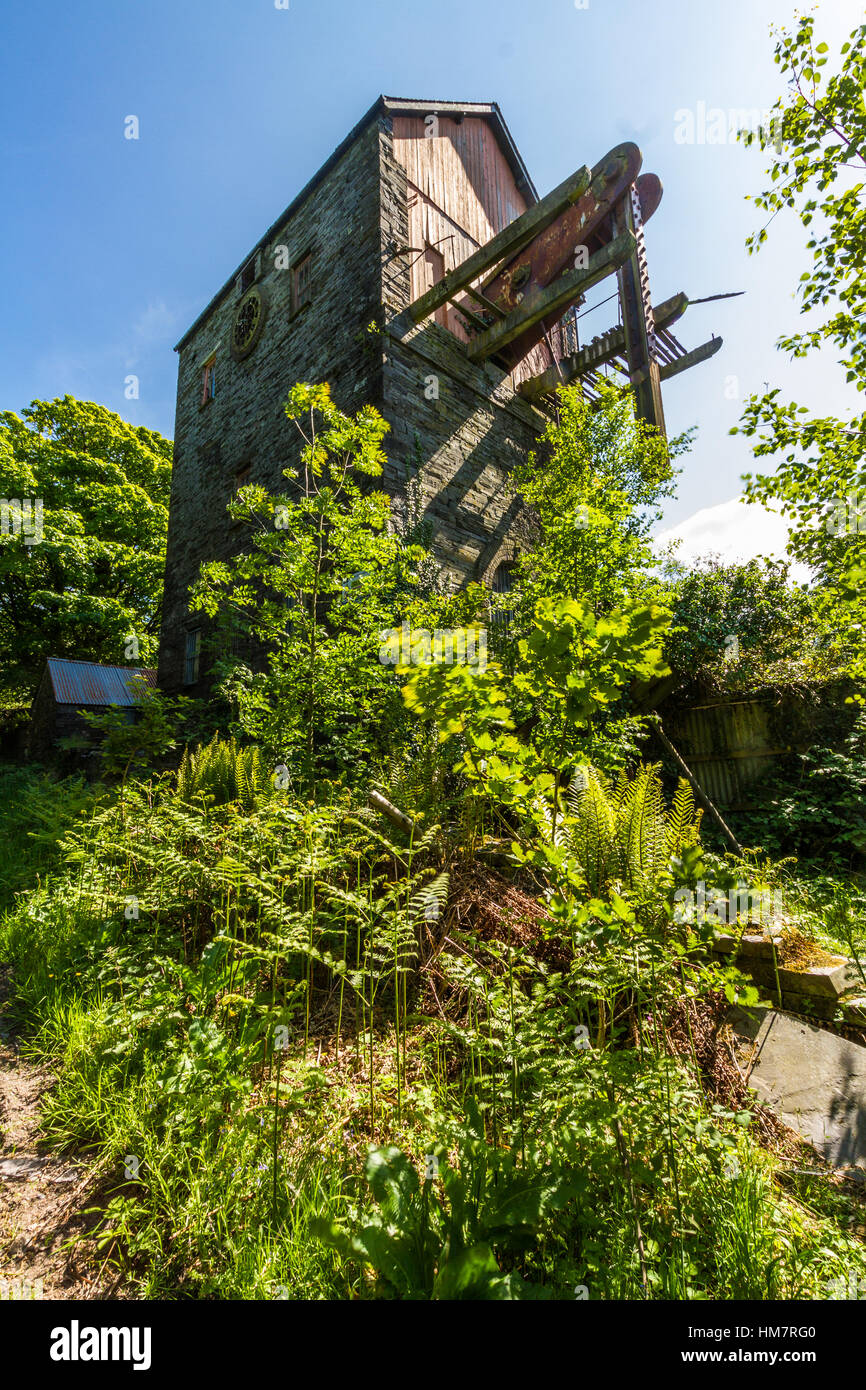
392 112 576 380
393 114 527 250
394 114 526 347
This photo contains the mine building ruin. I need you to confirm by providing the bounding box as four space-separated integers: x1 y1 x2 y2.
158 96 723 694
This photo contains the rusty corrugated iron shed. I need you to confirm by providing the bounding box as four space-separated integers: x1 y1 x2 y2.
46 658 157 707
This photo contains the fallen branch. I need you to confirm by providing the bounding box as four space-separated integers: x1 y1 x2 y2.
367 790 414 835
650 716 744 856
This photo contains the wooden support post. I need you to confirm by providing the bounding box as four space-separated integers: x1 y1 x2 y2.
612 193 666 435
466 231 635 363
651 717 744 857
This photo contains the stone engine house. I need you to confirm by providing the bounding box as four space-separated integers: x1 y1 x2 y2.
158 96 720 694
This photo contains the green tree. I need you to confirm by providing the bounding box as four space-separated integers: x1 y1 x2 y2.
401 593 670 845
662 555 820 692
191 383 434 791
80 681 192 810
0 396 172 697
735 15 866 684
511 382 685 618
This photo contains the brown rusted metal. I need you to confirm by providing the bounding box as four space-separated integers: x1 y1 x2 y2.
466 231 635 363
46 658 156 707
456 143 642 368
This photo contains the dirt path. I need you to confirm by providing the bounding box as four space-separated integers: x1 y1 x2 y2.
0 971 107 1300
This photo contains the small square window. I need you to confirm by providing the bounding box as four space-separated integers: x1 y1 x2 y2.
183 629 201 685
292 255 312 313
201 356 216 406
239 256 258 294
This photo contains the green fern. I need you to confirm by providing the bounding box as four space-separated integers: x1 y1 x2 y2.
175 736 274 810
566 764 702 897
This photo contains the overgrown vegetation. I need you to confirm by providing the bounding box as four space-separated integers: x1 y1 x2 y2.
1 376 864 1300
2 16 865 1306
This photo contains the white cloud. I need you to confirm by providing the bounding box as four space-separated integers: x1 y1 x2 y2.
654 495 810 581
132 299 178 345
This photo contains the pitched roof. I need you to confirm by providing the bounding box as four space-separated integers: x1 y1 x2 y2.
45 658 157 707
174 96 537 353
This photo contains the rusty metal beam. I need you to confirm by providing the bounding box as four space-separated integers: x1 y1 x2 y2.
399 163 592 328
466 231 635 363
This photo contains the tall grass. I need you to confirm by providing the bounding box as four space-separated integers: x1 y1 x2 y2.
1 756 865 1299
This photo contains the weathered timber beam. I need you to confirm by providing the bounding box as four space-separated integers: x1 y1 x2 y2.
462 284 507 318
400 164 592 328
581 334 724 418
450 299 490 333
613 193 665 434
466 231 635 363
659 335 722 381
650 717 744 856
518 291 689 401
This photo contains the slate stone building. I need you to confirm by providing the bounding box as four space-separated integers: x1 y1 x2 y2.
157 97 558 694
158 96 719 695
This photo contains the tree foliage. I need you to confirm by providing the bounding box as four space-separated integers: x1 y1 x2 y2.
191 383 443 790
662 555 821 692
735 16 866 684
0 396 171 695
512 382 684 618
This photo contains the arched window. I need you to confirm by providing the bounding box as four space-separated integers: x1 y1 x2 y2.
491 561 514 596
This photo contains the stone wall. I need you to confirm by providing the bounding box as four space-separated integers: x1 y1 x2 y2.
158 117 386 693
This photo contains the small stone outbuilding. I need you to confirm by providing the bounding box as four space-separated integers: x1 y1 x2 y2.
27 658 156 764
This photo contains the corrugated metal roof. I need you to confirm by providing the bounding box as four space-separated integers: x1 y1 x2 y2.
46 659 157 707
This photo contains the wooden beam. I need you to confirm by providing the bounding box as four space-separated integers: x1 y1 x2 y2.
466 231 635 363
651 717 744 856
450 299 490 333
461 284 507 318
612 193 665 435
659 335 722 381
400 164 592 327
517 291 689 401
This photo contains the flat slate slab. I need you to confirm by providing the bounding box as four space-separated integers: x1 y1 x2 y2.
729 1006 866 1169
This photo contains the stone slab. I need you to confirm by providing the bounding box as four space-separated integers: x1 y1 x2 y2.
729 1006 866 1168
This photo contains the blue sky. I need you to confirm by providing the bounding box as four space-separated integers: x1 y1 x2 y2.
1 0 860 544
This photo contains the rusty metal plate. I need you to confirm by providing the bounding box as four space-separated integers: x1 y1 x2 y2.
455 143 643 369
